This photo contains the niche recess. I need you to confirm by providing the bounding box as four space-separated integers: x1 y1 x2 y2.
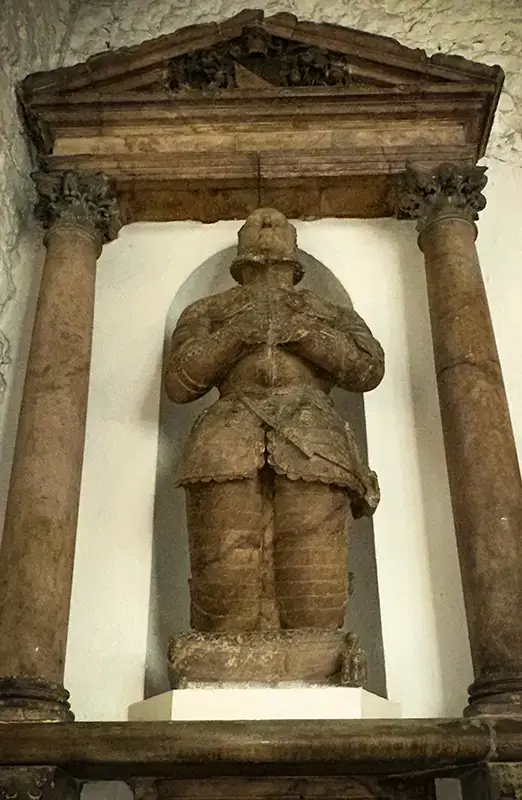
150 247 386 698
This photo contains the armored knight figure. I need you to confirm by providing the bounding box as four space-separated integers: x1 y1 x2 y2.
164 208 384 685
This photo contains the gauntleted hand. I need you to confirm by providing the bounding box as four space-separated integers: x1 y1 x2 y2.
268 291 312 345
218 290 313 346
226 300 269 344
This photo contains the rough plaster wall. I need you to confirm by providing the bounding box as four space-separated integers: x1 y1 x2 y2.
64 0 522 165
0 0 77 523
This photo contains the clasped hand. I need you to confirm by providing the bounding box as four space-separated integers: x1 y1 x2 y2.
229 291 309 345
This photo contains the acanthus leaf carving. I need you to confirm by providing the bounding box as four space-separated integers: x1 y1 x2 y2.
395 162 488 231
32 170 121 245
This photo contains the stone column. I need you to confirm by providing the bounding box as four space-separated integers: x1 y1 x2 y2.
0 171 120 721
397 163 522 717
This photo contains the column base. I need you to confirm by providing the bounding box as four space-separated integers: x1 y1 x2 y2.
465 674 522 718
0 677 74 722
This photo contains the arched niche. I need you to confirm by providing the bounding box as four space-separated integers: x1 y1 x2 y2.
63 216 471 721
145 245 386 699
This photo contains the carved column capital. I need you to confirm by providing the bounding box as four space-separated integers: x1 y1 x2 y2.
395 163 488 235
32 170 121 251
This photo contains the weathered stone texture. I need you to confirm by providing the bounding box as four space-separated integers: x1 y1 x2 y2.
163 208 383 686
63 0 522 165
0 170 120 721
0 0 73 524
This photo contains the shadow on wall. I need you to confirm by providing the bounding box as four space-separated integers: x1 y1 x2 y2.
144 246 387 700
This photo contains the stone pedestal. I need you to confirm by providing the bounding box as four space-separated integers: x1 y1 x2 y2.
0 171 120 722
398 163 522 717
168 630 366 688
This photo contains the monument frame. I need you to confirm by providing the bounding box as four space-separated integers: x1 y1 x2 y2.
0 9 520 800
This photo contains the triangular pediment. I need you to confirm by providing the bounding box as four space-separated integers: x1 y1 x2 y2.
22 8 502 99
20 10 504 223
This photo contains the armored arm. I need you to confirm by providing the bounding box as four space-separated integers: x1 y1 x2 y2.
286 305 384 392
164 299 249 403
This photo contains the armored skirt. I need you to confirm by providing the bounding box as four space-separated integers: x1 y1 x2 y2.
175 386 379 520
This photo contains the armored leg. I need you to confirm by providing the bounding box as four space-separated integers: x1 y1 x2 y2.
185 474 276 632
273 476 350 629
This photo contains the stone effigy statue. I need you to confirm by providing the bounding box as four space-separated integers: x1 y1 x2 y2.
164 209 384 686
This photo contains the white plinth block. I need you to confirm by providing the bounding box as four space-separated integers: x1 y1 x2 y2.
128 687 400 721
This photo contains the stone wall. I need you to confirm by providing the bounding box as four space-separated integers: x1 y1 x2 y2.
0 0 75 522
63 0 522 165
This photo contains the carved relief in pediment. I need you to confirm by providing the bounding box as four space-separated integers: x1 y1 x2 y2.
165 30 366 92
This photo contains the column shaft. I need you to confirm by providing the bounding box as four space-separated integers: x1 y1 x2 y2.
0 171 119 721
421 215 522 706
398 163 522 716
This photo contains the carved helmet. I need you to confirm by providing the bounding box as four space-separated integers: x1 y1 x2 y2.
230 208 304 285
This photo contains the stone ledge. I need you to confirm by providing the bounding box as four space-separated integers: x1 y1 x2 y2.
0 718 519 780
